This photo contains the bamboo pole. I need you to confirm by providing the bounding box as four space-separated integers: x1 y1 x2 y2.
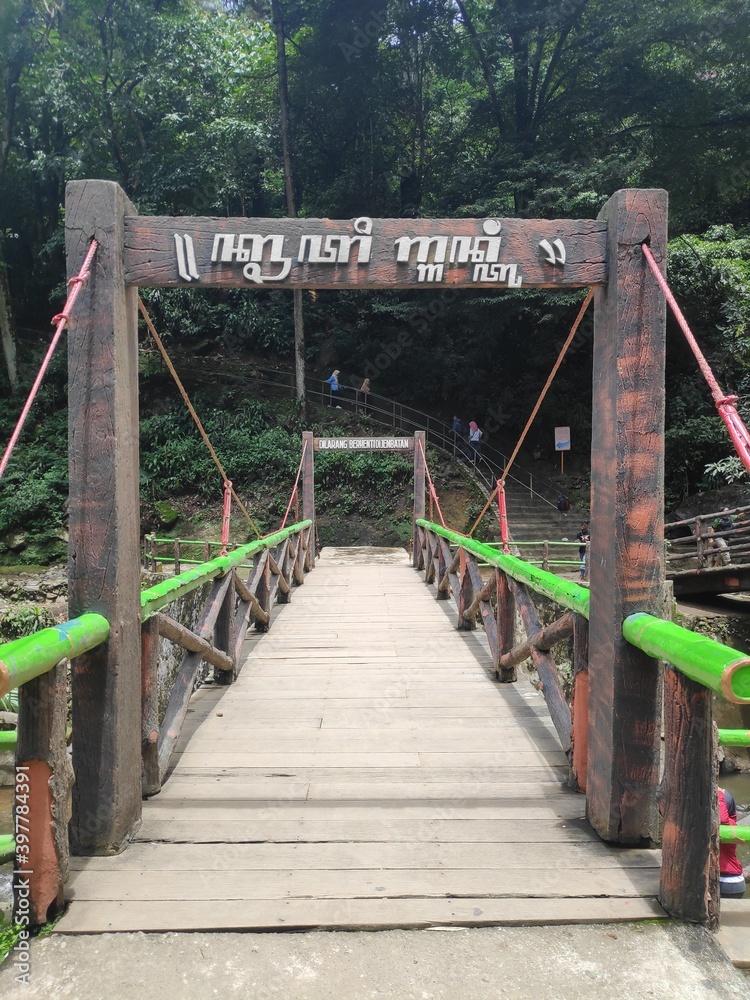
0 614 110 697
623 612 750 704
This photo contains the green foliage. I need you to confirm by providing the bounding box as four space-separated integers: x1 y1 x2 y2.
704 457 750 487
0 922 23 967
0 689 18 714
0 606 56 642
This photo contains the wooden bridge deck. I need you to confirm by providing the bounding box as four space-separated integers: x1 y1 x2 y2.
57 548 663 933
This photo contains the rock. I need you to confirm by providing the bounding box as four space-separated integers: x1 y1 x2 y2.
40 566 66 590
8 533 26 552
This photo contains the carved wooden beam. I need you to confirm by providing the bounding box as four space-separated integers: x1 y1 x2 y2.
124 216 608 290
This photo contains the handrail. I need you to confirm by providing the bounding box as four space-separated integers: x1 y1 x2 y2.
417 520 590 618
623 613 750 704
419 519 750 705
0 613 110 697
140 520 311 621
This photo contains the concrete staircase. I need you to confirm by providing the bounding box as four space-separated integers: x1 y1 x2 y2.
502 477 584 579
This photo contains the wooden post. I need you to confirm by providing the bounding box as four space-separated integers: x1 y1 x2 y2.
301 430 315 569
587 189 667 844
141 617 161 796
66 180 142 853
456 549 475 630
15 663 74 924
659 666 719 926
413 431 426 567
213 572 237 685
570 614 589 793
496 570 516 683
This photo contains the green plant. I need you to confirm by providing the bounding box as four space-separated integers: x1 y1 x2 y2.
0 923 23 967
704 456 750 486
0 606 56 642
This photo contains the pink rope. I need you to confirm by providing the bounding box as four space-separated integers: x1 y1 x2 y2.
279 439 308 530
418 439 446 528
0 240 98 481
642 242 750 473
497 480 510 553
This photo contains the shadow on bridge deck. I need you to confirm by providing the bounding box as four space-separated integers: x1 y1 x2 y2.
57 547 662 933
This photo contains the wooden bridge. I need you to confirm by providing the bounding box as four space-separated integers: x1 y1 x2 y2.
3 183 750 964
58 546 661 933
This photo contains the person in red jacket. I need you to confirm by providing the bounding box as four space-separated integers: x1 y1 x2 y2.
719 787 746 898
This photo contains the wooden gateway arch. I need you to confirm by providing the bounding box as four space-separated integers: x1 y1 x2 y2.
65 181 667 864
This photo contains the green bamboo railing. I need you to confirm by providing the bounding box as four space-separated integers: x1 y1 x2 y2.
720 826 750 844
416 520 591 619
0 613 110 697
140 520 311 621
418 520 750 705
623 613 750 705
718 729 750 746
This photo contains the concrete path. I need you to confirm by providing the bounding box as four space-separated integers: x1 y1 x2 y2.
1 923 749 999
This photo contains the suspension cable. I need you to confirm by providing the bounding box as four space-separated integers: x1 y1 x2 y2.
418 438 446 527
500 288 594 484
0 240 98 481
279 438 307 530
641 243 750 473
467 483 498 538
137 296 262 538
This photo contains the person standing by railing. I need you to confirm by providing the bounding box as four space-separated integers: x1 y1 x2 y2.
719 787 747 899
359 377 370 413
324 369 341 406
468 420 483 462
576 520 590 580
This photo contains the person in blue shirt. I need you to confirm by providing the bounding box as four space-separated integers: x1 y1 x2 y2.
324 370 340 405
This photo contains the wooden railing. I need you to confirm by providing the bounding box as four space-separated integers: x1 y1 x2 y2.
665 503 750 571
140 520 314 793
415 517 750 927
0 518 314 926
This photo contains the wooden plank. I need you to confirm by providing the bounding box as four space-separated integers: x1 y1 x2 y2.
134 817 590 844
69 841 660 872
65 867 660 901
588 189 667 844
123 216 608 289
507 577 572 754
60 548 661 935
140 799 586 821
55 896 666 934
66 179 142 854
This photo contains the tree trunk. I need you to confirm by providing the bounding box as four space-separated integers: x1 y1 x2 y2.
0 249 18 391
271 0 306 407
